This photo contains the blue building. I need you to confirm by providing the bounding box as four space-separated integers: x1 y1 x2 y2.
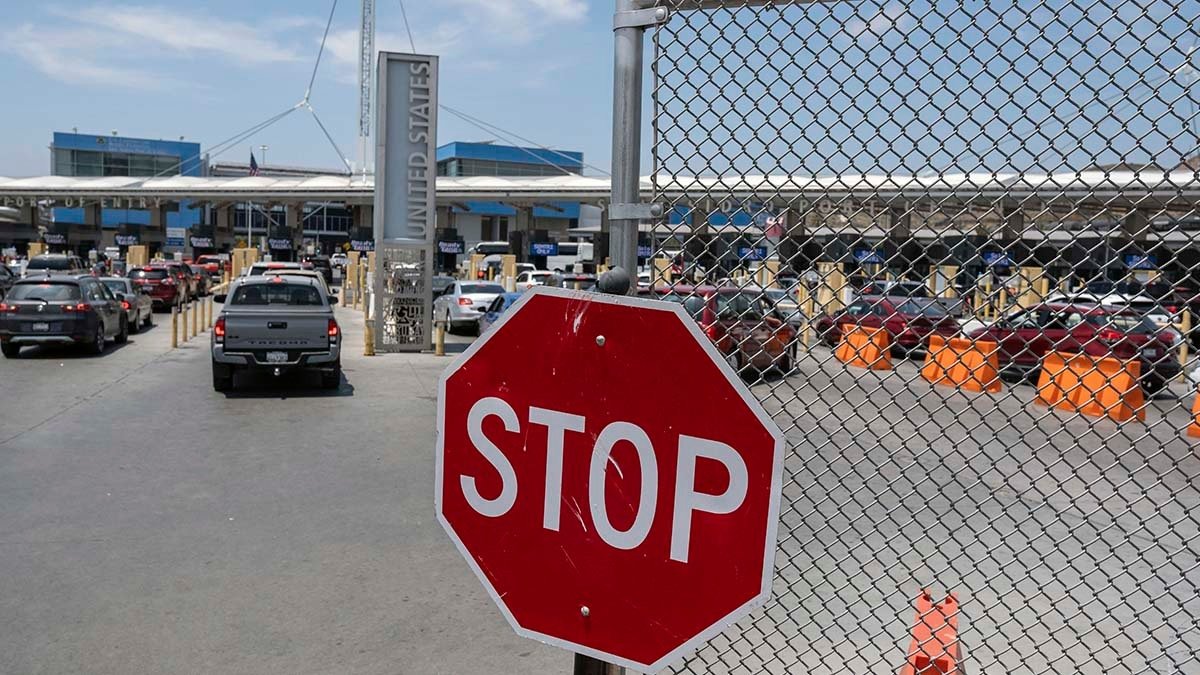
50 132 203 253
435 141 583 245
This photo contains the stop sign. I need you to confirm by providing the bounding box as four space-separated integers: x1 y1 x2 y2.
436 286 784 672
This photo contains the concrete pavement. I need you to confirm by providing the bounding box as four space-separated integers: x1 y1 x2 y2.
0 305 563 675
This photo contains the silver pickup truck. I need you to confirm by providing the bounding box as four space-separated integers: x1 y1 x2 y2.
211 276 341 391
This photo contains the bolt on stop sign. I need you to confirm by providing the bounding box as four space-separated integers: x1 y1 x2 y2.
436 286 785 672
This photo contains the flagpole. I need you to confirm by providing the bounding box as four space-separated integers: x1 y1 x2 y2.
247 147 254 258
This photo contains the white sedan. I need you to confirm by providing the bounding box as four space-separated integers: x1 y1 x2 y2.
515 270 557 291
433 281 506 334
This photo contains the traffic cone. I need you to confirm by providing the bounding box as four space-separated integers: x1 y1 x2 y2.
899 590 963 675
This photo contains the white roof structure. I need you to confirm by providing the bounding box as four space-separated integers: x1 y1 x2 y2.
0 171 1195 206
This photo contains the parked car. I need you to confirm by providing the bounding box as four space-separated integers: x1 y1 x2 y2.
479 292 524 333
649 285 797 373
23 254 87 278
330 252 348 270
150 262 196 302
211 276 341 391
0 264 15 298
965 302 1180 393
301 255 334 284
0 275 128 357
99 277 153 333
815 296 959 354
128 266 183 310
515 270 557 291
246 261 303 277
432 275 455 295
763 288 804 328
856 279 930 298
433 281 506 334
1046 291 1181 343
195 254 226 276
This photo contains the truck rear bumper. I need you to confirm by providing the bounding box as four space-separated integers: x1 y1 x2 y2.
212 346 340 368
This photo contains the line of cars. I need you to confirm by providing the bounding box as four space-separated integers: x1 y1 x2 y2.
0 254 226 358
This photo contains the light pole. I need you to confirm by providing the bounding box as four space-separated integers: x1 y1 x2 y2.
260 144 269 169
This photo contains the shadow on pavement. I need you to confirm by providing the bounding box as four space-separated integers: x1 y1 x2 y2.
221 370 355 399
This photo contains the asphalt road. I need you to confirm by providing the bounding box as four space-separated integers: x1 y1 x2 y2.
2 302 1197 675
0 306 563 675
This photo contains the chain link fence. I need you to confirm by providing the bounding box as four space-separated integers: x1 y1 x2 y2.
638 0 1200 672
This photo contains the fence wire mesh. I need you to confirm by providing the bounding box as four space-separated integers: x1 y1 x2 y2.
643 0 1200 672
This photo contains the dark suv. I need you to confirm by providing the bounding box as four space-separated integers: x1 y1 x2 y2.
0 275 128 357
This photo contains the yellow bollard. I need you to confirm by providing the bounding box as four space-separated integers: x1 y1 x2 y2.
207 297 214 329
192 300 199 337
180 304 188 343
171 306 178 348
435 320 446 357
364 319 376 356
341 276 348 307
1180 309 1192 380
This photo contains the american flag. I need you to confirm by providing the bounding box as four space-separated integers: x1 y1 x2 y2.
249 153 260 176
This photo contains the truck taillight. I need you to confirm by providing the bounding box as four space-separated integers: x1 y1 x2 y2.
328 319 340 342
213 317 225 343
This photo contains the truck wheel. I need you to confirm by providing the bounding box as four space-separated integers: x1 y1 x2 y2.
321 363 342 390
1 342 19 359
212 362 234 392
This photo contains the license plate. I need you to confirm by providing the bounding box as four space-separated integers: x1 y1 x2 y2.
266 351 288 363
1144 349 1159 358
32 322 49 332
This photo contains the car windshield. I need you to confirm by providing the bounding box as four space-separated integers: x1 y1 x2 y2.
101 280 129 294
461 284 504 294
1086 313 1158 333
432 276 454 292
129 269 168 280
659 292 708 319
716 293 766 320
230 283 325 306
8 282 80 301
26 257 71 270
896 300 949 317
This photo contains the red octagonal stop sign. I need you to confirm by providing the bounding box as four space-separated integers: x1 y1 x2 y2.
436 286 784 672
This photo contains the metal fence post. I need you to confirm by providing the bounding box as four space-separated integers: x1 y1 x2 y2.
608 0 658 284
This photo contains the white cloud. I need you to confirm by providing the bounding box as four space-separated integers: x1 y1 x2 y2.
442 0 587 43
60 5 304 64
323 24 465 83
0 23 166 89
845 3 914 42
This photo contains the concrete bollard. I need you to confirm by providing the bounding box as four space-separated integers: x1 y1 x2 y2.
341 276 348 307
171 306 178 348
192 300 199 337
435 321 446 357
181 303 189 343
1180 309 1192 380
207 297 214 329
364 319 376 356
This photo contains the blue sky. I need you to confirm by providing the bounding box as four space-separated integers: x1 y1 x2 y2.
0 0 611 177
0 0 1196 179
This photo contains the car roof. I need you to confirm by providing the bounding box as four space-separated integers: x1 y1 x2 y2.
16 274 81 283
238 274 322 287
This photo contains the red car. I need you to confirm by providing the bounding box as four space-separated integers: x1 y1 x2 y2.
648 285 797 374
816 296 959 354
965 303 1180 393
128 266 184 309
195 254 225 276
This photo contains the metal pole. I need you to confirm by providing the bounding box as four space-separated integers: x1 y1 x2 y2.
608 0 646 286
573 654 624 675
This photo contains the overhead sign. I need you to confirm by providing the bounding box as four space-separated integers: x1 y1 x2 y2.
438 239 465 255
637 244 653 258
530 241 559 256
350 239 375 252
189 236 213 248
1124 253 1156 270
737 245 767 261
165 227 186 248
115 234 139 246
268 238 292 251
437 287 785 672
853 247 885 264
375 52 438 243
982 251 1013 267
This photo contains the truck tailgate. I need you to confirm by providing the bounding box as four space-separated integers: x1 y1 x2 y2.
223 308 331 351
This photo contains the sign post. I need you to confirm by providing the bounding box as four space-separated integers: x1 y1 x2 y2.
437 287 785 672
372 51 438 352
